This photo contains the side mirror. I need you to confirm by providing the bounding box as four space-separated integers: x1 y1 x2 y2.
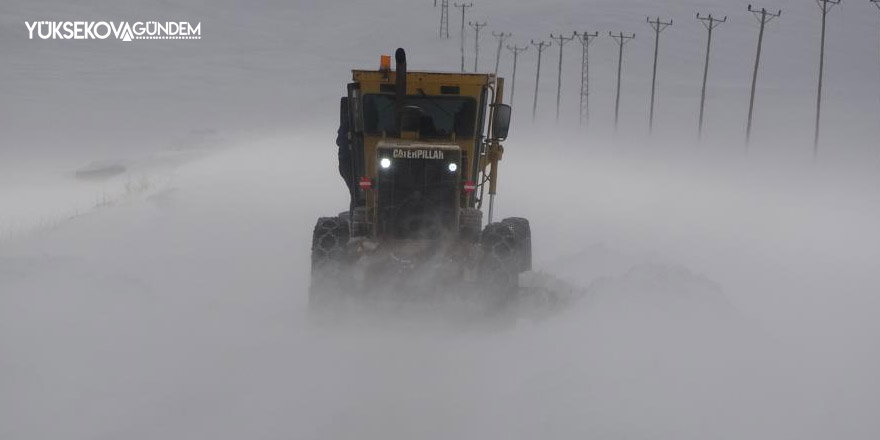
491 104 512 141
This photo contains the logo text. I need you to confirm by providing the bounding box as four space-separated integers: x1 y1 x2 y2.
25 21 202 42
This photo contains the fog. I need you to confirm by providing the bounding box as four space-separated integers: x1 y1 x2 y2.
2 1 880 439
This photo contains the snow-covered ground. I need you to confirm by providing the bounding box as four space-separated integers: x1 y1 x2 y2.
2 134 878 439
2 1 880 439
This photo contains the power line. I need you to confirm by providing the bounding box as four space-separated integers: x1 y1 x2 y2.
813 0 842 158
550 32 577 122
454 3 474 72
507 44 528 106
492 32 512 77
469 21 488 72
531 39 552 122
746 5 782 149
575 31 599 127
696 13 727 140
647 17 673 135
610 31 636 132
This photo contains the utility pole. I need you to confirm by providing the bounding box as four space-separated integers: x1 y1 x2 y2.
746 5 782 148
550 32 576 122
874 0 880 126
696 13 727 140
575 32 599 126
610 32 636 131
507 44 528 106
531 39 552 122
469 21 488 72
813 0 842 157
439 0 450 39
454 3 473 72
647 17 673 134
492 32 511 76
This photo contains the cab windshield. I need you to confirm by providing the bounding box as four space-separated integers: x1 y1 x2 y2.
362 94 477 139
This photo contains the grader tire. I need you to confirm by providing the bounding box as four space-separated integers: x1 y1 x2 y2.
310 216 351 308
480 222 521 297
502 217 532 272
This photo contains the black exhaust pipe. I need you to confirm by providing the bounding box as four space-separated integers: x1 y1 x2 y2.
395 48 407 133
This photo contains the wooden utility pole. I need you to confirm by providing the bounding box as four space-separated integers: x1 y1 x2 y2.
647 17 673 134
814 0 841 157
492 32 511 77
610 32 636 131
550 32 576 122
469 21 488 72
746 5 782 148
531 40 551 121
696 13 727 140
874 1 880 129
507 44 528 106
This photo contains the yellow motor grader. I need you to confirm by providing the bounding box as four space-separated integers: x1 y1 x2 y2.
310 48 530 307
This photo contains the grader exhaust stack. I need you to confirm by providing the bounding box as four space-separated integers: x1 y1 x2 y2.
394 48 407 133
